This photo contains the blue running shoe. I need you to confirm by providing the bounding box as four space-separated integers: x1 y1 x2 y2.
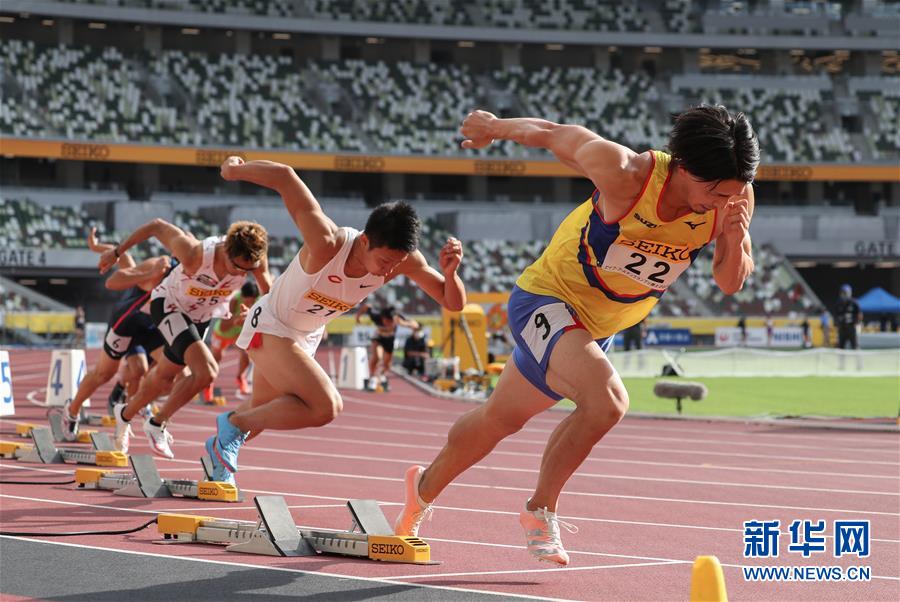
205 412 246 485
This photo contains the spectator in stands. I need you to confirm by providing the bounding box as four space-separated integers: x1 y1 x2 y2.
98 219 272 458
395 104 759 566
402 326 430 377
203 156 465 487
835 284 862 349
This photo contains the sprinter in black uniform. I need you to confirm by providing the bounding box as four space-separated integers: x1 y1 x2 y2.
356 302 419 391
61 229 171 440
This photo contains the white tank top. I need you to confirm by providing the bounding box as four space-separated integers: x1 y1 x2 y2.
269 227 384 332
151 236 245 323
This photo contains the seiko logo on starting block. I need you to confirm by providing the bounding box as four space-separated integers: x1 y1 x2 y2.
367 535 430 562
371 543 405 556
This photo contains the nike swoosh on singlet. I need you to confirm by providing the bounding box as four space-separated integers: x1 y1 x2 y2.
359 283 376 288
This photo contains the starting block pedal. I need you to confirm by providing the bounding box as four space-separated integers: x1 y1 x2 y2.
157 495 436 564
75 454 241 502
0 428 127 466
46 413 98 443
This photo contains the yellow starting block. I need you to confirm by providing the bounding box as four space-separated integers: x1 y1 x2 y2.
0 428 127 467
158 496 436 565
15 423 39 437
75 455 241 502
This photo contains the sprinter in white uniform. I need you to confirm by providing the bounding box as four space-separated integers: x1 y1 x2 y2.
98 219 271 458
205 156 466 484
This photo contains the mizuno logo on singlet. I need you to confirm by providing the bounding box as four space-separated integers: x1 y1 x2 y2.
633 213 658 228
684 220 707 230
305 290 353 312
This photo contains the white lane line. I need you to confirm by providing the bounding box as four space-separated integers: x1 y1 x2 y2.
341 394 900 445
338 411 900 455
282 432 900 480
4 480 898 544
0 536 570 602
389 560 685 580
172 406 900 466
227 444 900 497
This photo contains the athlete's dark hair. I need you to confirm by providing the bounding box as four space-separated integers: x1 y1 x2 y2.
241 281 260 299
364 201 420 253
667 104 760 183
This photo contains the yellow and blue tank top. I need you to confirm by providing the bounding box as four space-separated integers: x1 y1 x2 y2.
516 151 716 338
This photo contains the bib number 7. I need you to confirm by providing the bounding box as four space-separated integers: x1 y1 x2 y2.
159 312 191 346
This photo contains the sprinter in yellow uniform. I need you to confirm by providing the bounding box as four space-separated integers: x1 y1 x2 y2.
394 105 760 565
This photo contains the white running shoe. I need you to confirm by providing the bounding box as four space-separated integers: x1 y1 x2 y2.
393 465 433 536
113 402 132 454
519 504 578 566
61 399 79 442
142 417 174 459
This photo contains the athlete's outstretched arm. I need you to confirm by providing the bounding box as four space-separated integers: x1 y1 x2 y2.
98 219 202 275
105 257 171 291
220 156 340 260
459 110 640 194
712 188 755 295
396 238 465 311
87 227 137 269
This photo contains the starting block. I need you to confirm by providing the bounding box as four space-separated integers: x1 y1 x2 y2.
157 495 435 564
75 454 241 502
46 412 98 444
0 427 127 467
82 413 116 427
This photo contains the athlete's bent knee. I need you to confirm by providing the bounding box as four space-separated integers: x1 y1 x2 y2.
579 385 629 428
482 404 529 437
308 392 343 427
192 361 218 389
95 363 119 382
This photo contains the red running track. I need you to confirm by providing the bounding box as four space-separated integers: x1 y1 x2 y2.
1 348 898 601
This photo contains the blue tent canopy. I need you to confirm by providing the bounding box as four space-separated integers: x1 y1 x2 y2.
857 287 900 314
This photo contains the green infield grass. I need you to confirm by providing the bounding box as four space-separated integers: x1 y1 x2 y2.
553 377 899 418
